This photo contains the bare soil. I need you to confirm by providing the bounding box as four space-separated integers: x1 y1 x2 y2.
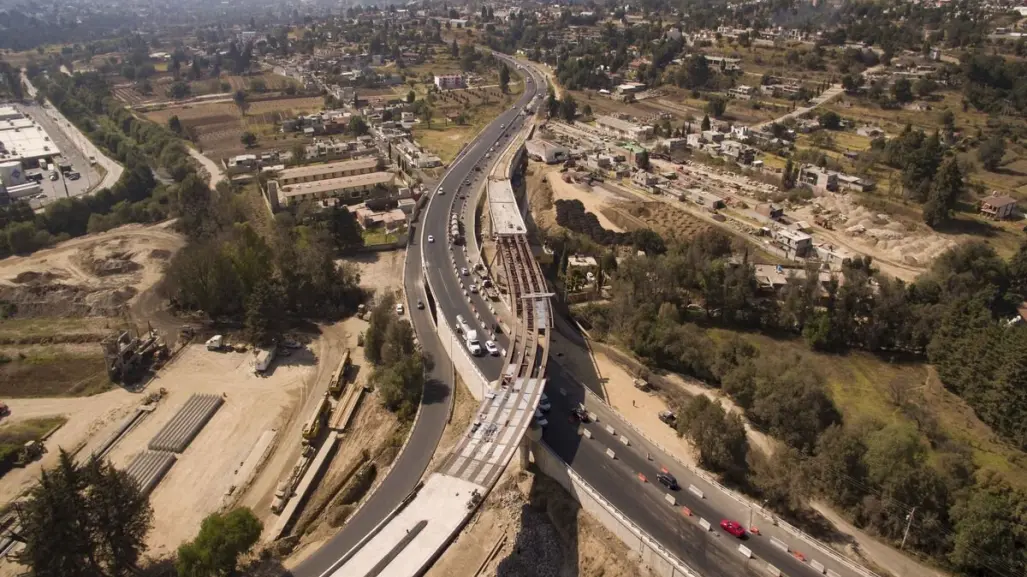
428 461 657 577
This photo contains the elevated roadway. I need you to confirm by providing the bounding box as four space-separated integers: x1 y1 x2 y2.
294 55 880 577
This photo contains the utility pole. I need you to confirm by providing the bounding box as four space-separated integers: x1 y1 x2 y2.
900 507 916 550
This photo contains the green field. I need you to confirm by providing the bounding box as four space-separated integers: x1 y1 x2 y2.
0 347 111 397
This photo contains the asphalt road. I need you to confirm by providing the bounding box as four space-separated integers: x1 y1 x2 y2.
412 57 870 577
289 55 540 577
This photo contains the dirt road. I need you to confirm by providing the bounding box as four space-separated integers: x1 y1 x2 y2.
188 147 226 190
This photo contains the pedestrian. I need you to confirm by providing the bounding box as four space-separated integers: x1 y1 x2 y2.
632 400 636 407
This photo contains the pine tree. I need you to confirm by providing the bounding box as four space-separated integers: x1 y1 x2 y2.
701 114 711 131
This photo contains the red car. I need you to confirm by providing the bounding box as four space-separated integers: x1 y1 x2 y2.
720 519 746 538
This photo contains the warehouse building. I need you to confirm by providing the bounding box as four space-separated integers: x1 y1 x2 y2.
525 139 570 164
266 171 397 209
0 109 60 167
595 115 654 141
274 157 381 186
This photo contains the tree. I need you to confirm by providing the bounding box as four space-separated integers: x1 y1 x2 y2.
582 103 593 118
244 279 285 346
978 135 1005 172
705 95 727 118
364 294 397 365
923 157 963 228
168 81 191 99
18 452 153 577
233 89 248 115
290 141 306 165
781 158 795 190
406 89 416 104
559 95 577 122
420 105 433 128
700 114 711 131
891 78 914 103
499 64 510 94
176 508 262 577
676 396 748 478
168 115 183 135
636 150 650 171
325 205 364 253
818 110 841 130
240 131 257 148
348 116 369 136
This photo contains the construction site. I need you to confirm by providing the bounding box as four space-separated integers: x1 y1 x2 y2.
0 223 416 573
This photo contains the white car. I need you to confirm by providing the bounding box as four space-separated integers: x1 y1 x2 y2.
438 189 445 195
461 267 469 276
534 409 548 428
470 284 478 294
485 340 499 356
538 393 551 412
395 304 405 315
427 235 435 243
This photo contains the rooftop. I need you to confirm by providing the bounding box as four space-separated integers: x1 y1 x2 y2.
276 157 380 181
984 194 1017 208
0 121 59 162
596 115 645 133
279 171 395 198
488 178 527 235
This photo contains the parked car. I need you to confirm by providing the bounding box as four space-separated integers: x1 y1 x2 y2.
720 519 746 539
395 303 405 315
538 393 551 412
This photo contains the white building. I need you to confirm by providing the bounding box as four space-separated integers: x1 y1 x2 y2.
434 74 466 90
594 115 654 141
525 139 569 164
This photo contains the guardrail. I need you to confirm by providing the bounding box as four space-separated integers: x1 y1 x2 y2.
575 381 880 577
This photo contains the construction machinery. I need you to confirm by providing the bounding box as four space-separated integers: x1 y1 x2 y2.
14 441 45 467
101 327 169 384
328 350 352 396
301 393 332 442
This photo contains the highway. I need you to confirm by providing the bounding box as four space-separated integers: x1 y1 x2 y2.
294 54 874 577
289 55 541 577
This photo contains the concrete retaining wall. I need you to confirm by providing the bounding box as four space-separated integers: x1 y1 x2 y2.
434 302 487 402
530 441 702 577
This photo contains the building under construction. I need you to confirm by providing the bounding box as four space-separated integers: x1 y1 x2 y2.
101 327 169 384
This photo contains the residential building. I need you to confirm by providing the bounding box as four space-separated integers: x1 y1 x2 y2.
836 174 876 193
798 165 838 192
595 115 654 141
719 140 755 165
632 170 658 188
980 193 1018 220
773 227 813 257
756 203 784 219
434 74 466 90
276 157 381 187
270 171 397 208
525 139 570 164
728 85 755 100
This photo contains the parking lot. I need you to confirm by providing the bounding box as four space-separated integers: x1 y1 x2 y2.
9 102 103 209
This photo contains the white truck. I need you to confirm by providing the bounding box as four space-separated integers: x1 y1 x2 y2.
465 329 483 356
205 335 225 351
252 346 276 374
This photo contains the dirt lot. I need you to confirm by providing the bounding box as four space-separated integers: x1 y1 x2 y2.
143 97 322 162
0 222 184 321
428 461 657 577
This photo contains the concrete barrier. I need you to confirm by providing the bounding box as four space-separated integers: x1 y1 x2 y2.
687 485 704 499
605 425 616 435
811 559 826 573
764 565 781 577
770 537 789 552
664 493 676 506
605 448 616 459
738 545 752 559
698 518 712 531
583 429 592 439
588 412 598 422
532 441 702 577
827 570 841 577
619 436 630 446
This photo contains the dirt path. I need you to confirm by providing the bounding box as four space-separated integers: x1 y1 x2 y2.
544 171 627 232
188 147 226 190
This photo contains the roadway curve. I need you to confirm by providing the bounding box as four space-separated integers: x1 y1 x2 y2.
290 56 541 577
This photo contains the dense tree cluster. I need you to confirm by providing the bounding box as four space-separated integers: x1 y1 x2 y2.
362 294 427 422
164 223 363 344
18 452 152 577
176 508 261 577
573 229 1027 575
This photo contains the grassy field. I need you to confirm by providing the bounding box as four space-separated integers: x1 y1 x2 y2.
411 87 519 163
0 317 116 345
0 346 111 397
361 229 400 246
0 417 67 448
704 327 1027 488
